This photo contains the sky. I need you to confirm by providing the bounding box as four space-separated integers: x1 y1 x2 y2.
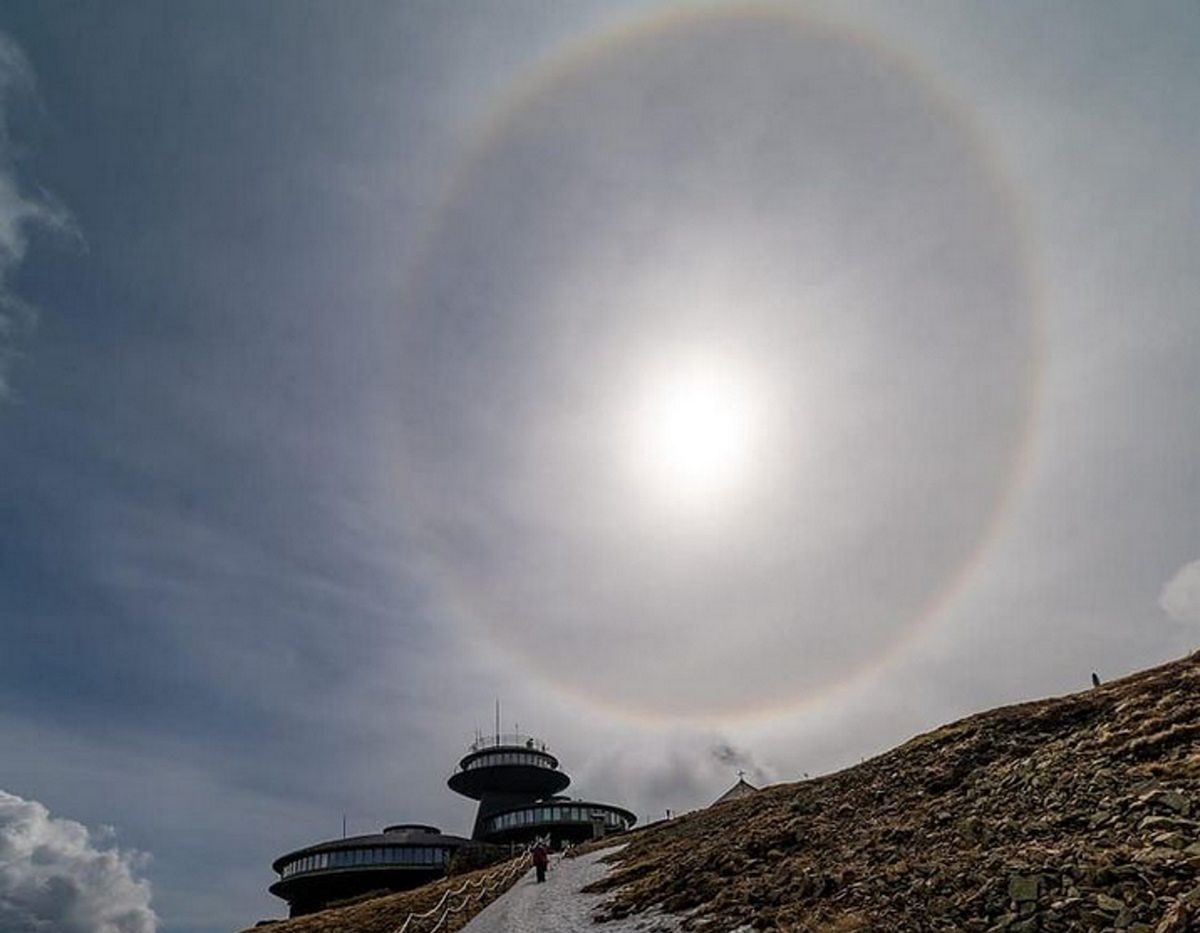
0 2 1198 931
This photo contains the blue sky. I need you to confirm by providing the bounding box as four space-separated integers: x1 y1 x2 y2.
1 3 1199 932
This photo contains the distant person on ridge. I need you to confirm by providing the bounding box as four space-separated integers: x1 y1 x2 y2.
532 841 549 883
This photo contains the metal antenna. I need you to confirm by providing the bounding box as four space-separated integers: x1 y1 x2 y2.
495 699 500 743
342 813 346 838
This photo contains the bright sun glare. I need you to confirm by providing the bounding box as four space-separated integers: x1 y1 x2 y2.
630 355 760 505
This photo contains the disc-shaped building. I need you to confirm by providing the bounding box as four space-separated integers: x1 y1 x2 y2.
449 733 635 845
269 731 634 917
269 824 469 917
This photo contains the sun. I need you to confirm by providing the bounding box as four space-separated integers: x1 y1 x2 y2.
628 352 761 506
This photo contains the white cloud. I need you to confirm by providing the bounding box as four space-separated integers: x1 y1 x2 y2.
0 789 157 933
0 32 76 401
1160 558 1200 625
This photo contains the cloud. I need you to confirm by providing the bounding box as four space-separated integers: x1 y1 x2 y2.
0 32 76 401
709 742 769 786
0 789 157 933
572 732 776 825
1160 558 1200 625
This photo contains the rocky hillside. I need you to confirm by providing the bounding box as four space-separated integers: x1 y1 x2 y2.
584 651 1200 932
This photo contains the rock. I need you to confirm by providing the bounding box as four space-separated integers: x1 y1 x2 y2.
1141 790 1191 816
1154 902 1191 933
1151 831 1188 850
1009 875 1042 903
1140 815 1194 833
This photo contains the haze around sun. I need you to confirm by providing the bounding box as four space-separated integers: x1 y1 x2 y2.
391 11 1035 718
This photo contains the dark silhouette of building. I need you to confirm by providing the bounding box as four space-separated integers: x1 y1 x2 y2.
269 824 469 917
268 730 634 917
711 774 759 806
448 733 635 846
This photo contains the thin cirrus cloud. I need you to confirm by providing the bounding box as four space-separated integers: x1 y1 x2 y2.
390 10 1035 721
0 789 157 933
0 31 75 401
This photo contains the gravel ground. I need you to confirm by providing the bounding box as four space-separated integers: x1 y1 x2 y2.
459 847 681 933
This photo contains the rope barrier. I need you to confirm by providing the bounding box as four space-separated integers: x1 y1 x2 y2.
389 840 542 933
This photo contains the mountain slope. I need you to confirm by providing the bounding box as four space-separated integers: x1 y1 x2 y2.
585 652 1200 932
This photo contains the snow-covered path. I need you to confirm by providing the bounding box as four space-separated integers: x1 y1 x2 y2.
459 846 680 933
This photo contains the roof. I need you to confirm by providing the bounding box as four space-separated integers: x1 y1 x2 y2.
270 827 471 872
484 798 636 824
711 777 759 806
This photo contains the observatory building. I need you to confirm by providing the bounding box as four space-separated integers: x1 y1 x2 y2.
268 731 634 917
448 733 635 845
269 824 469 917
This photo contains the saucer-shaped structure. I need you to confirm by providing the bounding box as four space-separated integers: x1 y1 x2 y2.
267 732 637 918
448 734 635 844
479 796 636 844
269 824 468 917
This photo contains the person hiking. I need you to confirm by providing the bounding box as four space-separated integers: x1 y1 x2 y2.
531 841 549 883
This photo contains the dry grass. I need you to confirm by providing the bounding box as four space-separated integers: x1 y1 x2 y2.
238 854 528 933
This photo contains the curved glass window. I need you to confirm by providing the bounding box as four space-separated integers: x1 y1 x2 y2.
463 751 556 771
486 804 630 835
280 845 459 878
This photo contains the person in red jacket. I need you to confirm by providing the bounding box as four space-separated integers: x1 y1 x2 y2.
531 842 549 883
